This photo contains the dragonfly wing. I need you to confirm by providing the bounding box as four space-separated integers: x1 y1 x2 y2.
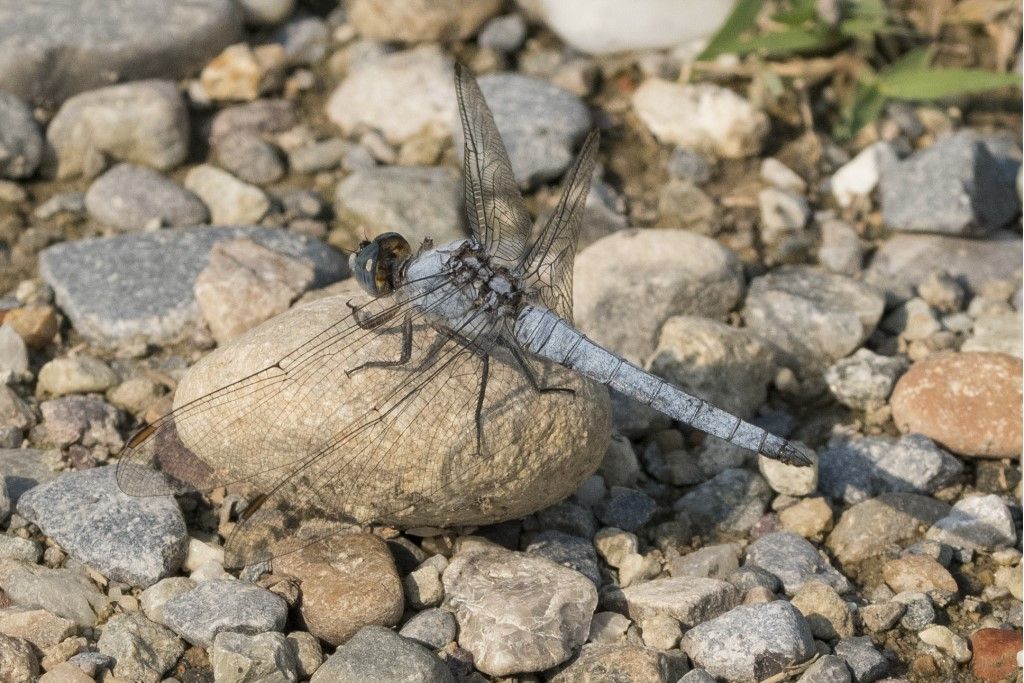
519 130 600 322
454 62 532 267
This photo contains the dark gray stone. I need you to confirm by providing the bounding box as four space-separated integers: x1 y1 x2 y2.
311 625 454 683
833 637 888 683
398 608 457 650
743 266 885 375
474 73 591 189
17 466 187 588
0 92 42 178
535 499 597 539
272 15 329 66
726 566 781 594
818 433 963 505
674 468 772 534
38 226 346 346
682 601 815 682
85 164 209 231
525 530 601 587
162 578 287 647
745 531 850 596
798 654 852 683
864 231 1022 305
0 0 242 106
880 131 1021 236
334 166 467 248
596 486 656 532
214 131 285 186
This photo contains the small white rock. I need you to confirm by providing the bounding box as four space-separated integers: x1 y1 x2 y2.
830 141 897 208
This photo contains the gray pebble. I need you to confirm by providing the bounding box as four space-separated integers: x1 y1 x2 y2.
33 192 86 220
833 636 889 682
881 130 1020 236
682 601 815 682
824 348 908 411
211 631 299 683
289 138 348 174
272 15 328 65
926 494 1018 550
162 578 288 647
667 147 713 184
535 499 597 539
473 73 591 189
17 466 187 588
85 163 208 231
0 325 28 384
525 529 601 587
311 625 453 683
209 99 298 144
38 226 345 347
0 536 41 563
893 591 934 630
596 486 656 532
477 14 527 53
0 448 59 504
215 131 285 186
0 1 240 105
745 531 850 596
38 395 121 450
0 92 42 178
798 654 852 683
398 608 457 650
97 611 185 682
675 468 772 535
818 433 963 505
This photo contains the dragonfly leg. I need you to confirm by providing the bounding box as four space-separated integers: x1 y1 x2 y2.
474 354 489 454
347 299 402 331
507 342 575 396
346 315 413 376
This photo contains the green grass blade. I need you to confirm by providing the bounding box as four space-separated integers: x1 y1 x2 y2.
877 68 1022 100
698 0 764 60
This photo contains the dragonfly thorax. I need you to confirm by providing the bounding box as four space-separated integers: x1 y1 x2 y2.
446 240 523 317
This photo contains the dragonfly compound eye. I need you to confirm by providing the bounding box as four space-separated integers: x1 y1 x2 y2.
353 232 411 296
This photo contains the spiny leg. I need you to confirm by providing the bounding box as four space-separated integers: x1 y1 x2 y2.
507 342 575 396
346 314 413 376
347 299 401 331
474 354 489 454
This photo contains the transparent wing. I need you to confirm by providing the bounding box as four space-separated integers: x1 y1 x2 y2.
116 287 584 568
454 62 532 268
519 130 600 322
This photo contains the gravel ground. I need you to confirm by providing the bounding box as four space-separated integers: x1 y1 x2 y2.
0 1 1020 682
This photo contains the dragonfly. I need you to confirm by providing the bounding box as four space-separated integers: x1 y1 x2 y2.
117 64 809 568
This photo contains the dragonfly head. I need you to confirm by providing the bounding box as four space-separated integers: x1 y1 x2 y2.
350 232 412 296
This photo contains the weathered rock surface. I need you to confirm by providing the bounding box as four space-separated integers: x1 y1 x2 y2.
443 545 597 676
827 493 950 564
171 291 610 529
17 466 187 587
311 625 453 683
162 578 287 647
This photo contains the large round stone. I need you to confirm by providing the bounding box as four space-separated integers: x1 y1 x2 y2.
171 284 611 531
890 352 1022 458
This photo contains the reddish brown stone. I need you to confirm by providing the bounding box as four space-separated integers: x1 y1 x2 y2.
971 628 1022 682
890 352 1022 458
272 532 403 646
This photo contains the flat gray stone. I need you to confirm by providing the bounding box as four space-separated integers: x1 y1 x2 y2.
46 80 190 179
824 348 908 411
0 92 42 179
0 0 242 106
865 231 1022 305
620 576 739 628
334 166 466 248
162 578 287 647
743 266 885 375
97 611 185 683
880 131 1020 236
311 625 453 683
819 433 963 505
0 559 109 627
443 546 597 677
397 608 457 651
85 164 208 231
0 449 59 504
683 601 814 683
39 226 346 346
745 532 850 596
596 486 656 532
674 468 772 534
17 466 187 588
471 73 591 189
798 654 852 683
827 493 951 565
